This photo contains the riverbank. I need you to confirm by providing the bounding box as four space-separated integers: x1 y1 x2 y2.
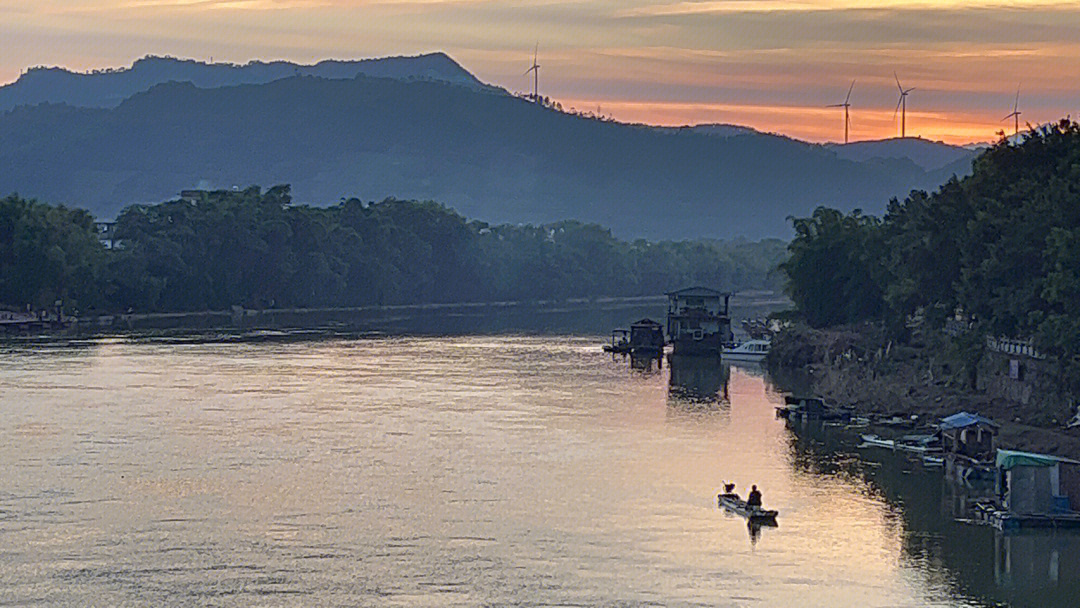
767 323 1080 460
1 291 792 340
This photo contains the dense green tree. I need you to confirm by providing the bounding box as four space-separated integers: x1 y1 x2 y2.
779 207 886 328
1 186 788 315
779 119 1080 384
0 195 106 312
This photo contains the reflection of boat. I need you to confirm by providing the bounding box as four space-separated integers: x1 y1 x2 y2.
776 395 852 422
668 354 729 404
718 493 778 524
630 352 662 373
722 339 771 362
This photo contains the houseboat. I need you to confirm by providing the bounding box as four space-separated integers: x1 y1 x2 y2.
665 287 733 356
979 449 1080 531
602 318 665 355
940 411 1000 483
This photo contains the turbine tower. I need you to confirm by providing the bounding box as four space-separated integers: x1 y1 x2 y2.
524 44 540 103
1002 85 1021 137
894 73 915 138
826 80 855 144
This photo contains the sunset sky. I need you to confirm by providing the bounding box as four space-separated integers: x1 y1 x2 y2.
3 0 1080 144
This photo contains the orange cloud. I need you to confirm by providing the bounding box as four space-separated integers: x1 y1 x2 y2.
3 0 1080 144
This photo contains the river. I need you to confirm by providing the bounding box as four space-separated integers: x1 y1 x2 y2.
1 333 1077 607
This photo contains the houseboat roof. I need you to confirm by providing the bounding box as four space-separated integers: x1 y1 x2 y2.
996 449 1080 470
665 287 731 297
939 411 1000 431
630 318 662 328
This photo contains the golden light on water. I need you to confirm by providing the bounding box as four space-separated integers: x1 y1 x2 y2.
0 335 1014 606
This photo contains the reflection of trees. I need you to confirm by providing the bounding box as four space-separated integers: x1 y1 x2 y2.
782 417 1080 608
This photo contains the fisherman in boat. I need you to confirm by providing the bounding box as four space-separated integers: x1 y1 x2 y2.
746 485 762 509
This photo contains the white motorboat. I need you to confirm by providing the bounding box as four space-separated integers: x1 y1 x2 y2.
722 339 771 361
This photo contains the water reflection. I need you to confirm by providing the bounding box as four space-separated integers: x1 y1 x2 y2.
629 351 663 374
6 334 1080 607
667 354 729 405
778 412 1080 608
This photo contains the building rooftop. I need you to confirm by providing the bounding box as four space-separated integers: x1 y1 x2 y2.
939 411 1000 431
665 286 731 297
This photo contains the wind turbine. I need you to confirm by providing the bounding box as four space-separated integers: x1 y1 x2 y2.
894 73 915 138
826 80 855 144
524 43 540 103
1002 85 1021 137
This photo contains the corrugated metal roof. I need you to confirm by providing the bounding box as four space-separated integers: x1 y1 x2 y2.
939 411 1000 431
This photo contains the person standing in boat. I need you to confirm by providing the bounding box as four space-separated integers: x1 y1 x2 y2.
746 485 762 508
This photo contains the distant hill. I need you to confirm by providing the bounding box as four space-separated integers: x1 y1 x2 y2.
0 53 488 112
824 137 979 172
654 123 763 138
0 73 978 239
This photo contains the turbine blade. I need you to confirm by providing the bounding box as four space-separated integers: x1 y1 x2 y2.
846 79 855 104
894 96 903 118
895 72 903 93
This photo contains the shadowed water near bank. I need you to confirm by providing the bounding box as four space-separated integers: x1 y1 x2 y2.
3 334 1076 606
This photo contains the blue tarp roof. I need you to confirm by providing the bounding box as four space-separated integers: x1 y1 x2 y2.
939 411 1000 431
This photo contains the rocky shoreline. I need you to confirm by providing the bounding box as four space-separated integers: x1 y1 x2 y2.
767 324 1080 460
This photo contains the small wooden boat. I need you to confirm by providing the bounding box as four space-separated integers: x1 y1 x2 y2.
718 493 778 523
921 455 944 467
859 434 895 449
859 433 940 454
603 329 632 353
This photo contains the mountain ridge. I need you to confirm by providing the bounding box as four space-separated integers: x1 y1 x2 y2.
0 53 490 111
0 72 977 239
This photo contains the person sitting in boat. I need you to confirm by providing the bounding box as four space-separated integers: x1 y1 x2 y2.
723 482 736 495
746 485 762 508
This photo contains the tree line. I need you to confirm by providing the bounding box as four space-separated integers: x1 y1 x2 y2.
779 119 1080 386
0 186 786 315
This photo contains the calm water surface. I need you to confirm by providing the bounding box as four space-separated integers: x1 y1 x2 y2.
0 335 1070 606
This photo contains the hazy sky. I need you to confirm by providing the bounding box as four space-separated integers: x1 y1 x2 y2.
3 0 1080 144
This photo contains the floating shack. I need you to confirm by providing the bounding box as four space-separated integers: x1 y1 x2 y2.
940 411 1000 482
629 318 665 354
604 319 665 355
665 287 733 356
981 449 1080 531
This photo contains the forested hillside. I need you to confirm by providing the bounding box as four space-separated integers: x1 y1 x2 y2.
0 187 786 315
779 120 1080 388
0 71 972 240
0 53 485 111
